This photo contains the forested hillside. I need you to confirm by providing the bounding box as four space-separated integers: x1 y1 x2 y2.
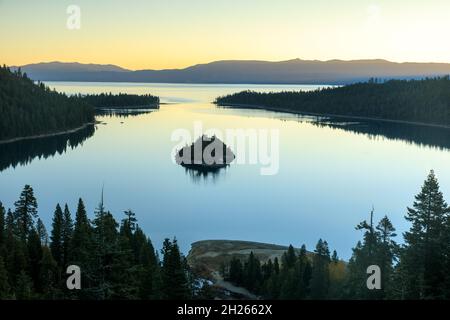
0 186 195 299
0 66 94 141
215 77 450 126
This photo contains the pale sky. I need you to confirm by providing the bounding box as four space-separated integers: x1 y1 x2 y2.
1 0 450 70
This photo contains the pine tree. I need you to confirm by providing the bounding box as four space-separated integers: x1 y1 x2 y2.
50 204 64 268
71 198 92 265
15 270 33 300
310 239 330 299
376 216 397 298
5 209 27 285
39 246 58 298
332 250 339 263
243 251 262 293
90 198 120 299
27 227 43 292
36 218 48 246
398 170 450 299
14 185 38 240
161 238 190 299
282 245 296 269
62 204 73 267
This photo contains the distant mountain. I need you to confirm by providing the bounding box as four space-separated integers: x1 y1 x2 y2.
14 59 450 84
11 62 129 81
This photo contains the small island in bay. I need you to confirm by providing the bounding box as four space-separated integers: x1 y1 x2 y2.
175 135 235 172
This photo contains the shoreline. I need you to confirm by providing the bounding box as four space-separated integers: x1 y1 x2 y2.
0 122 96 145
216 103 450 130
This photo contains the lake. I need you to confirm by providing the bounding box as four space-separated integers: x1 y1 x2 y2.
1 82 450 259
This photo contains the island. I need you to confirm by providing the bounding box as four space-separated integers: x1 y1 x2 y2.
215 77 450 128
175 135 235 172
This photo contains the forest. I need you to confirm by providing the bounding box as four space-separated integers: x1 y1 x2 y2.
80 93 159 109
0 170 449 299
215 77 450 127
0 66 95 141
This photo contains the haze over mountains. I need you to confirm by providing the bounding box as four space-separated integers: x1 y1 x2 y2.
13 59 450 84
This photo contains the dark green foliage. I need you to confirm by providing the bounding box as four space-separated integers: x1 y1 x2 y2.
215 77 450 126
62 204 73 268
14 185 37 240
344 210 397 300
393 170 450 299
0 186 186 300
161 238 191 299
0 66 95 141
50 204 64 268
0 256 9 298
310 239 331 299
39 246 58 298
36 218 48 247
81 93 159 109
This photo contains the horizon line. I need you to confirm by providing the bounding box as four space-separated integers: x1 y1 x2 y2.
9 57 450 72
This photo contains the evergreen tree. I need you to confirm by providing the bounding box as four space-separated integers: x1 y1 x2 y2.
243 251 262 292
310 239 330 299
14 185 38 240
39 246 58 298
397 170 450 299
36 218 48 246
5 209 27 285
376 216 397 298
62 204 73 267
161 238 190 299
15 270 33 300
71 198 92 265
228 257 243 285
332 250 339 263
27 227 43 292
50 204 64 268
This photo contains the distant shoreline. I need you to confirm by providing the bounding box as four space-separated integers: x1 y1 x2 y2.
217 103 450 130
0 122 96 145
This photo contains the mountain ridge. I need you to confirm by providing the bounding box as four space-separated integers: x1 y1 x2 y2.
11 59 450 84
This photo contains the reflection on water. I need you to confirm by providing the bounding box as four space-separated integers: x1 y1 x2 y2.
309 116 450 151
1 82 449 259
182 166 229 183
0 125 95 172
97 109 158 118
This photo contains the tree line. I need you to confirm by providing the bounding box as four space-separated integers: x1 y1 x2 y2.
0 66 95 141
215 77 450 127
1 170 449 300
0 186 193 299
221 170 450 299
80 93 159 109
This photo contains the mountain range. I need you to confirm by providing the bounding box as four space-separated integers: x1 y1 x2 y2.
12 59 450 84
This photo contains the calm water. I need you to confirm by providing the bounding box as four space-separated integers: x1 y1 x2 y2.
1 82 450 259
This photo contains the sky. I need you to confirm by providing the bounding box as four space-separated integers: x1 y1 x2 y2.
1 0 450 70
